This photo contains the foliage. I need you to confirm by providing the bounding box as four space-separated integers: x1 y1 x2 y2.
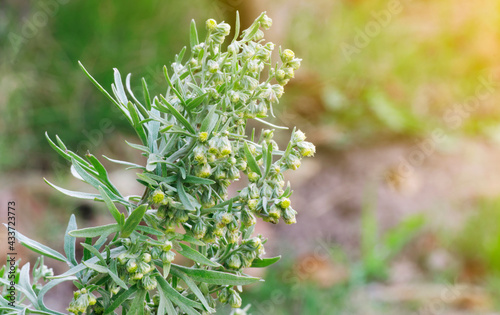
0 12 314 314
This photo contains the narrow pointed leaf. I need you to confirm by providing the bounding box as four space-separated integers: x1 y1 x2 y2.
171 264 260 286
64 215 78 266
178 243 220 267
250 256 281 268
243 142 262 176
121 204 148 237
5 225 67 262
69 223 120 238
158 95 195 134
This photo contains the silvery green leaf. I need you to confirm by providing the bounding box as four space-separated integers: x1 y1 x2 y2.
64 215 78 266
5 225 67 262
178 243 221 267
250 256 281 268
121 204 148 238
69 223 120 238
171 264 261 286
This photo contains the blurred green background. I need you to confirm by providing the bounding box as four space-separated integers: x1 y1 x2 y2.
3 0 500 313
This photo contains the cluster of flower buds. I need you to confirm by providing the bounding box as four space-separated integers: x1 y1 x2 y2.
68 288 97 314
218 287 243 309
224 236 265 270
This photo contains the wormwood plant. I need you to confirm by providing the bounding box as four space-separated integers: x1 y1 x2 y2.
0 12 314 315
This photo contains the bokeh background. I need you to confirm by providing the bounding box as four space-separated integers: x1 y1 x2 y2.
2 0 500 313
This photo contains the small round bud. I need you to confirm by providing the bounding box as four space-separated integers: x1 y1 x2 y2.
284 67 294 79
152 189 165 204
126 260 138 273
247 171 259 182
241 209 256 227
228 43 239 54
141 253 152 263
199 132 209 142
247 199 259 211
229 291 242 308
260 14 273 29
161 250 176 263
162 240 173 251
142 276 158 291
269 205 281 219
227 254 242 269
218 288 230 304
221 212 233 225
286 154 301 170
131 272 144 281
118 253 128 265
283 207 297 224
193 221 207 239
206 19 217 32
293 130 306 142
281 49 295 63
88 294 97 306
208 60 219 73
279 198 291 209
288 58 302 70
216 22 231 36
276 69 286 81
297 141 316 157
189 58 198 67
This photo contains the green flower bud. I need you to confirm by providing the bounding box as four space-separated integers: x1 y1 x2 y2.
260 14 273 29
87 294 97 306
288 58 302 70
216 22 231 36
138 261 154 274
227 254 242 269
293 130 306 142
174 210 189 223
214 167 227 180
227 230 240 244
141 253 152 263
207 153 216 163
208 60 219 73
161 250 176 263
297 141 316 157
236 159 247 171
221 212 233 225
162 240 173 252
247 171 259 182
279 198 291 209
229 291 242 308
227 166 240 180
281 49 295 63
228 43 239 54
247 199 259 211
203 226 217 243
218 287 230 304
152 189 165 204
269 204 281 219
126 260 138 273
189 58 198 67
241 209 256 227
118 253 128 265
283 207 297 224
283 67 294 79
198 132 209 142
141 276 158 291
193 221 207 239
131 272 144 280
206 19 217 32
195 163 212 178
276 69 286 81
285 154 301 170
214 226 226 237
110 285 120 295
